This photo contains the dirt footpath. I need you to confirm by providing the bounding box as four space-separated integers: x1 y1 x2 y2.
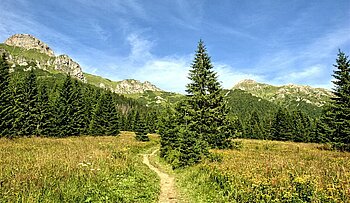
143 149 177 203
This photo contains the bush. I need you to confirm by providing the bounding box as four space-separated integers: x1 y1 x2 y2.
231 140 243 150
135 132 149 142
207 152 223 163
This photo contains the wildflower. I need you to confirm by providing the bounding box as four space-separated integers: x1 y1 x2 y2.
78 163 88 167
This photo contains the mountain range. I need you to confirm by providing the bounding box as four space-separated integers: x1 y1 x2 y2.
0 34 333 114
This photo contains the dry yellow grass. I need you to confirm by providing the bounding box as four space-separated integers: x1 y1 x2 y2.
178 139 350 202
0 132 160 202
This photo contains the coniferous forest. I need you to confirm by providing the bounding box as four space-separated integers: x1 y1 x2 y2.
0 53 158 139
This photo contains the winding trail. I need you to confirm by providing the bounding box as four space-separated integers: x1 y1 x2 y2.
143 149 177 203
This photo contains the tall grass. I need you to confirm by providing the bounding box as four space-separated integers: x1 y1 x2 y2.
176 139 350 202
0 132 160 202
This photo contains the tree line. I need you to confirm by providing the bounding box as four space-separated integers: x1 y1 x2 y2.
232 107 322 143
0 54 155 140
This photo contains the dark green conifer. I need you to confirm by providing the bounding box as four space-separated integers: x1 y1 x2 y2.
133 111 149 141
246 111 264 139
158 104 180 158
173 127 207 168
319 50 350 150
291 110 311 142
12 69 40 136
71 80 86 135
232 117 244 138
270 108 292 141
0 54 13 137
104 92 120 136
185 40 232 148
89 91 120 136
54 74 75 137
37 84 53 136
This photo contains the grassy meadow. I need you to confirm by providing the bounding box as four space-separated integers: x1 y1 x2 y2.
0 132 160 202
176 139 350 202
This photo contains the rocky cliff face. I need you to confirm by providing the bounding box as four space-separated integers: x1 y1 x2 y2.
2 34 85 82
5 34 55 57
83 73 164 94
54 55 85 81
113 79 162 94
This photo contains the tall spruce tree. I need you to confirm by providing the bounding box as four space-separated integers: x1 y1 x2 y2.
89 91 120 136
291 110 311 142
185 40 232 148
160 40 232 168
246 111 264 139
71 80 85 135
270 108 293 141
134 111 149 141
319 50 350 150
11 69 40 136
82 86 99 134
0 54 13 137
105 92 120 136
159 104 179 158
22 69 40 136
54 74 75 137
37 84 52 136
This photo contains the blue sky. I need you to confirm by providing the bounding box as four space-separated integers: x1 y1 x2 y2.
0 0 349 93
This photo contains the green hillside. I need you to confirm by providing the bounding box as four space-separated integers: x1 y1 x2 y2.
232 79 332 117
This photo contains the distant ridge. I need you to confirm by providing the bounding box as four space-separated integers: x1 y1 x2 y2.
232 79 333 107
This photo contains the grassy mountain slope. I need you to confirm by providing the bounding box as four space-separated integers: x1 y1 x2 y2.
232 79 332 117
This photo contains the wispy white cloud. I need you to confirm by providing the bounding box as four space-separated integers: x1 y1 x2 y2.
169 0 204 30
205 21 257 40
89 21 110 41
126 33 154 62
271 65 324 84
132 56 191 93
129 55 265 93
213 63 263 89
252 27 350 89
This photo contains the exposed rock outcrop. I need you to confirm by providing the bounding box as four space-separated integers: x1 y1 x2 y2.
5 34 55 57
113 79 162 94
2 34 165 93
233 79 333 107
54 55 86 82
2 34 86 82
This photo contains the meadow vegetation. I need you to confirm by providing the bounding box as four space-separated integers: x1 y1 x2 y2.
0 132 160 202
176 139 350 202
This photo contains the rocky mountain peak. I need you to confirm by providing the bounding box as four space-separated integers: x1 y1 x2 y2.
3 34 86 82
4 34 55 57
238 79 257 84
112 79 162 94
